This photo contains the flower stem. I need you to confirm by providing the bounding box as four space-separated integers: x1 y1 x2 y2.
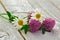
0 14 9 21
0 13 7 15
0 0 7 11
18 30 26 40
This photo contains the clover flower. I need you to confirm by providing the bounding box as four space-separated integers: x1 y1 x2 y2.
43 18 55 31
29 18 41 32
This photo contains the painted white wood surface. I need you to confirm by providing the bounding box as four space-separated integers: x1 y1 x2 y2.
0 0 60 40
0 17 23 40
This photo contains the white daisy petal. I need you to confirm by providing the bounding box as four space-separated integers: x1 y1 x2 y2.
12 14 28 30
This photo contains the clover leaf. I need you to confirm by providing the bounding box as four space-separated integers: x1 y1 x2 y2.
21 24 29 34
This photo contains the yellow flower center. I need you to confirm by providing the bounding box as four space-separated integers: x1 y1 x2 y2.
35 12 41 19
17 19 23 25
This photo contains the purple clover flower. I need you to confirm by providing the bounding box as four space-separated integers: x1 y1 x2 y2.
43 18 55 31
28 18 41 32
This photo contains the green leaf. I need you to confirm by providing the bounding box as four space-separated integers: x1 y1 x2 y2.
46 30 51 32
6 11 18 22
6 11 12 18
21 24 29 34
42 27 45 34
6 11 13 22
13 15 18 18
41 24 46 34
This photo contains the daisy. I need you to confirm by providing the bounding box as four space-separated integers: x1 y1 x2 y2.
17 19 23 25
35 12 41 19
31 12 44 20
12 14 28 30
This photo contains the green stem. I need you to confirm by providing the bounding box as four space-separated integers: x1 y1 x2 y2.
0 11 28 15
0 13 7 15
12 11 28 13
0 14 9 21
